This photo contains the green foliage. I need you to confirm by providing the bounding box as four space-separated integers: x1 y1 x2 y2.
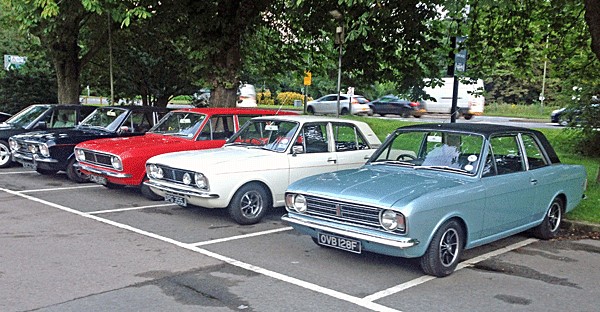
276 92 308 106
0 67 58 113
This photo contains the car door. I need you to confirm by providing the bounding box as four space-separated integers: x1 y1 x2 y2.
330 122 374 170
195 115 235 149
288 122 338 185
480 134 537 237
321 95 340 114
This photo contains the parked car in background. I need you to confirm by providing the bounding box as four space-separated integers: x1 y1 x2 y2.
306 94 372 116
283 123 587 277
9 105 168 182
237 84 257 107
369 95 425 118
0 112 11 123
145 115 381 225
0 104 95 168
550 103 600 126
75 108 296 199
422 78 485 119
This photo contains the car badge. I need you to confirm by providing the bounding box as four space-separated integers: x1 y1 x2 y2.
336 203 342 217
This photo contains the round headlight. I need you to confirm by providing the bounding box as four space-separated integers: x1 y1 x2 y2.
9 139 19 151
182 172 192 185
293 194 307 213
39 144 50 157
28 145 38 154
111 156 122 170
75 149 85 161
148 164 163 179
194 173 208 189
380 209 403 231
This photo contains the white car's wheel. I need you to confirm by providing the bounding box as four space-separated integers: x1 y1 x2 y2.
228 183 271 225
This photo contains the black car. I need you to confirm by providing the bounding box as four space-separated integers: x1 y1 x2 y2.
550 103 599 126
9 105 169 182
0 104 96 168
369 95 424 117
0 112 11 123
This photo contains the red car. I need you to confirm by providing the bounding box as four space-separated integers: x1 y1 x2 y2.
74 107 296 199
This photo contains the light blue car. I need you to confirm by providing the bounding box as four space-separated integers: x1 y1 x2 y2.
283 123 587 277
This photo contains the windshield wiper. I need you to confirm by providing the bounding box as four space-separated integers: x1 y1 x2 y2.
414 165 470 173
371 160 416 166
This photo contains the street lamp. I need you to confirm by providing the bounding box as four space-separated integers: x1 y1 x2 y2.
329 10 344 117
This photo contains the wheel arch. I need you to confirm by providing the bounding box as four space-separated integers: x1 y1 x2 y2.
227 179 274 208
424 215 469 252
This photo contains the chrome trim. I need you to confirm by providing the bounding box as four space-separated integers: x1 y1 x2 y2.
77 163 132 178
282 213 419 249
12 153 58 163
144 180 219 199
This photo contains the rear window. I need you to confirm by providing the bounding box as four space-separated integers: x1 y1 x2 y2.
354 96 369 104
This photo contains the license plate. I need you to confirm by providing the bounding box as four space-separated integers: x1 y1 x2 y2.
88 174 107 185
317 232 361 254
22 161 37 170
164 193 187 207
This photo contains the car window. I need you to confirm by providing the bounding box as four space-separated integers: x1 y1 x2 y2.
199 115 235 140
120 111 153 133
150 111 205 138
238 115 261 128
50 109 77 128
522 134 549 170
354 96 369 104
298 123 329 153
488 135 524 175
332 123 369 151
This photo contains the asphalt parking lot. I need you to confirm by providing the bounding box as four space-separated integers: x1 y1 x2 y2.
2 166 600 312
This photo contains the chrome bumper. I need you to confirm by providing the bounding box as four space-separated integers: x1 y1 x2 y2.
282 213 419 249
12 152 57 163
144 180 219 199
77 163 131 178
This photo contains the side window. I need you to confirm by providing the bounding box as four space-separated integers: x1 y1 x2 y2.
489 135 524 175
333 123 369 151
298 123 329 153
123 112 153 133
522 134 549 170
199 115 235 140
51 109 77 128
237 115 259 129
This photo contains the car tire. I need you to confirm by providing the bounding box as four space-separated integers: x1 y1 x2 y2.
306 106 315 114
463 114 473 120
140 178 163 201
340 108 349 115
532 197 563 240
36 168 58 175
0 140 12 168
228 183 271 225
420 219 464 277
66 158 89 183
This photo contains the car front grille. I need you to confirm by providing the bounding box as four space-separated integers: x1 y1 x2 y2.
155 165 196 185
303 195 385 230
80 150 113 168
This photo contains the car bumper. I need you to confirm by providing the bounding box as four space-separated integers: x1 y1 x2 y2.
144 180 227 208
77 163 140 186
12 152 60 170
282 213 422 258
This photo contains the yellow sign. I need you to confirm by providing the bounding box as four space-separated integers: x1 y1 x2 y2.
304 71 312 86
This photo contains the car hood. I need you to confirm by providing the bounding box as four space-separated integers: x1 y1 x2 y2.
11 127 115 145
78 133 190 156
147 145 285 174
288 165 470 208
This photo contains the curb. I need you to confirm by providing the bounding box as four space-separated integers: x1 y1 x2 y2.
562 219 600 233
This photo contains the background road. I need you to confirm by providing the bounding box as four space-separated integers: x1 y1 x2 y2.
1 166 599 312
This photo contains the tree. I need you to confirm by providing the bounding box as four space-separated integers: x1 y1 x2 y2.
584 0 600 60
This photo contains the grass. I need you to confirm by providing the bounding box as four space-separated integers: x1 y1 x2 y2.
484 102 560 120
347 115 600 224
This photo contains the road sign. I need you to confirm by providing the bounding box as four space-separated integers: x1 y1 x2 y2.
4 55 27 71
304 71 312 86
454 37 467 73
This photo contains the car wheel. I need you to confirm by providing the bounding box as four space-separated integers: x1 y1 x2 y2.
228 183 271 225
36 168 58 175
463 114 473 120
340 108 349 115
0 140 12 168
379 113 386 117
532 197 563 240
66 158 89 183
306 106 315 114
559 118 569 127
420 219 464 277
140 177 163 201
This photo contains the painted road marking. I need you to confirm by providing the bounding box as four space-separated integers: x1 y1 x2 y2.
89 203 177 214
190 227 294 247
18 184 103 193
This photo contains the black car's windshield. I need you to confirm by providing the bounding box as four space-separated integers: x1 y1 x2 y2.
4 105 50 128
149 111 206 139
227 119 299 152
79 107 129 132
370 130 484 175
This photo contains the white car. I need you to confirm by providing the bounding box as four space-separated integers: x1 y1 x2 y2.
145 115 381 225
306 94 372 115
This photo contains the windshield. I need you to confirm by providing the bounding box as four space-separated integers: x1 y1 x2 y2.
370 130 484 175
227 119 299 152
149 111 206 139
4 105 50 128
79 107 129 132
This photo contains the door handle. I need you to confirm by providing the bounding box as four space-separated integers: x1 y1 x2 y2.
327 158 337 163
530 179 538 185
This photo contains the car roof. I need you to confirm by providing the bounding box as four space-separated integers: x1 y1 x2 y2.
99 105 170 112
170 107 297 115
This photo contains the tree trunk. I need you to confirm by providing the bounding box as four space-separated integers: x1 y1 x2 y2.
211 85 238 107
54 56 81 104
585 0 600 61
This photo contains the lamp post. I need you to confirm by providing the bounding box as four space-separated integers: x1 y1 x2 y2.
330 10 344 118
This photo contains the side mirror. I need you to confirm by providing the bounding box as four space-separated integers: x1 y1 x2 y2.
292 145 304 155
34 121 47 130
118 126 130 134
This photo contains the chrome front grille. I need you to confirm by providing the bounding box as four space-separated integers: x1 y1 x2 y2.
156 165 195 185
304 196 382 229
81 150 113 167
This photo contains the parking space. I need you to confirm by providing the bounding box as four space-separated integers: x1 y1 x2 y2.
2 167 600 311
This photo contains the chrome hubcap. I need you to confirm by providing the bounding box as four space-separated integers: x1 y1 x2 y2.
439 228 459 267
240 190 263 218
548 202 562 232
0 145 9 165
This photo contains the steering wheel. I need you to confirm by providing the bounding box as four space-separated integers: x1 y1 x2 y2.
396 154 416 161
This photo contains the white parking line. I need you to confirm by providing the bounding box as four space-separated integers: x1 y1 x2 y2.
190 227 294 247
2 187 402 312
362 238 539 302
89 203 177 214
18 184 103 193
0 171 38 175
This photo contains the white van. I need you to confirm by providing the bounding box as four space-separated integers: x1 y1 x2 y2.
422 78 485 119
237 84 257 107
